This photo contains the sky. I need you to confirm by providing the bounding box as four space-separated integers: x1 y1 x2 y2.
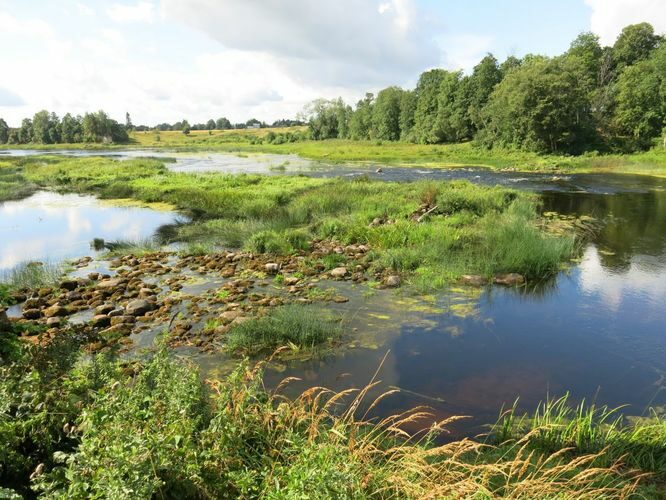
0 0 665 127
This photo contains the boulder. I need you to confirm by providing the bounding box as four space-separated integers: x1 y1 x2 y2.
220 310 242 323
383 275 401 288
91 315 111 327
95 304 116 315
460 275 488 287
43 305 69 318
22 308 42 320
59 279 78 291
46 317 61 327
0 309 10 331
110 315 136 326
494 273 525 286
125 299 156 316
265 263 280 274
96 278 126 291
284 277 300 286
330 267 348 279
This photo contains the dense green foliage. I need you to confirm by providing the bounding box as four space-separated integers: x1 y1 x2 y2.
304 23 665 154
0 336 660 498
0 110 129 145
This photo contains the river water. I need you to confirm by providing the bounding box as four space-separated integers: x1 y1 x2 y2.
1 150 665 436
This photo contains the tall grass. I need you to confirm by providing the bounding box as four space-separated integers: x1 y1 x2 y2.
492 393 666 479
18 350 643 498
225 305 342 355
0 262 62 289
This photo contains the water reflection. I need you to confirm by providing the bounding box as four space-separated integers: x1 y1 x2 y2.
0 191 179 272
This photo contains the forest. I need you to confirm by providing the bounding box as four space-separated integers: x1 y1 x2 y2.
304 23 666 154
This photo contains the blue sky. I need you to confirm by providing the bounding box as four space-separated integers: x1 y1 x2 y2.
0 0 664 126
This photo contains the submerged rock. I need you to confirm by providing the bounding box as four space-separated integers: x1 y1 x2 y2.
23 309 42 320
59 279 78 291
494 273 525 286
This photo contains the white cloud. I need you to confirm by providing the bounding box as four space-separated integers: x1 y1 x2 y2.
76 3 95 16
160 0 440 88
585 0 666 45
439 34 494 73
107 1 155 23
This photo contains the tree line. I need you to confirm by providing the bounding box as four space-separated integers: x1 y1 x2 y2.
303 23 666 154
0 110 129 145
0 112 305 145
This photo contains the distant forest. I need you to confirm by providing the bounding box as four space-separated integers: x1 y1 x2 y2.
304 23 666 154
0 111 304 146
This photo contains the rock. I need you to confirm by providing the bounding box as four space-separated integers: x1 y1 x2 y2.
110 315 135 326
23 308 42 320
88 272 100 280
125 299 156 316
138 288 155 299
91 315 111 327
494 273 525 286
383 275 401 288
43 305 69 318
284 277 300 286
96 278 126 291
59 279 78 291
24 298 42 309
109 258 123 268
46 317 61 327
108 308 124 317
376 167 383 173
369 217 383 227
95 304 115 315
220 310 242 323
330 267 348 279
0 309 10 331
332 295 349 303
460 275 488 287
265 263 280 274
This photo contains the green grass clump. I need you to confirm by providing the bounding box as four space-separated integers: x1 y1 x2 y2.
0 262 62 290
492 394 666 480
102 238 161 257
225 305 342 355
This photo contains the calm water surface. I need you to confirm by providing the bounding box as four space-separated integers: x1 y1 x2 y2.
2 150 665 435
0 191 179 272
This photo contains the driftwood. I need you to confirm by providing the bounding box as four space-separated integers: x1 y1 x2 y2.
416 205 438 223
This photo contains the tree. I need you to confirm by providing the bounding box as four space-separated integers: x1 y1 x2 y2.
302 98 350 140
348 93 374 140
60 113 82 143
215 117 231 129
206 119 216 130
125 112 133 131
567 32 603 82
398 90 417 141
613 45 666 147
413 69 446 143
82 111 128 143
372 87 403 141
613 22 662 71
435 71 472 142
0 118 8 144
18 118 32 143
500 55 522 76
480 55 596 153
468 54 503 130
181 120 191 135
32 110 59 144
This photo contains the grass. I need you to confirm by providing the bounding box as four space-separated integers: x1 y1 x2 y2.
0 261 62 290
492 394 666 481
9 155 577 289
0 159 36 202
102 238 162 257
1 338 657 498
225 304 342 355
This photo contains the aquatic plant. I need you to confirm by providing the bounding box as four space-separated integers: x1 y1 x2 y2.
225 305 342 355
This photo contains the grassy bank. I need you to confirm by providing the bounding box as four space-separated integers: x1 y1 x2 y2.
3 128 665 176
12 155 576 290
125 129 666 175
1 336 661 498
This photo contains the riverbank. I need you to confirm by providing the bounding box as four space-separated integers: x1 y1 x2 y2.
2 152 666 497
3 127 666 177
